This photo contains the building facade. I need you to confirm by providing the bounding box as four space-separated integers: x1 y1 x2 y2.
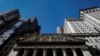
63 7 100 51
8 34 94 56
0 7 100 56
0 9 41 56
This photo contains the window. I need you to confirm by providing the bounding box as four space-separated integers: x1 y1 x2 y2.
95 39 98 43
86 40 89 43
89 39 93 43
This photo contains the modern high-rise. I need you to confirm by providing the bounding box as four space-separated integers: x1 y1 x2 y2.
62 7 100 51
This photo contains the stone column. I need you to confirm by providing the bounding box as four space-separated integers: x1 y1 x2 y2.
23 49 28 56
62 49 67 56
43 49 47 56
72 48 77 56
33 49 37 56
53 49 56 56
82 50 92 56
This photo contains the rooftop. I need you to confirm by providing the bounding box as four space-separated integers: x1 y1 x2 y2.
0 9 18 16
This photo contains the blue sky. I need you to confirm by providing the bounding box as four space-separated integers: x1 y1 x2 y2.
0 0 99 33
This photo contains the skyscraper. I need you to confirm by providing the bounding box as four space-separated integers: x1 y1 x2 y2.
7 7 100 56
64 7 100 33
0 7 100 56
0 9 41 56
61 7 100 51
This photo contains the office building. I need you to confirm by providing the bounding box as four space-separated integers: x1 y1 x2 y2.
59 7 100 51
0 9 41 56
0 7 100 56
